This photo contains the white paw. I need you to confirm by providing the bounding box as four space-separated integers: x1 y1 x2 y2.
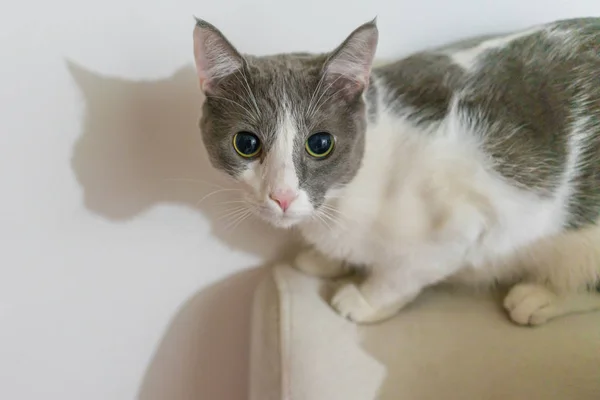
504 283 558 326
294 249 345 279
331 283 400 324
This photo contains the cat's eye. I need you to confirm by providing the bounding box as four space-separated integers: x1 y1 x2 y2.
305 132 334 158
233 131 261 158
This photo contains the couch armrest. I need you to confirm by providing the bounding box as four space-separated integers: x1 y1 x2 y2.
250 265 600 400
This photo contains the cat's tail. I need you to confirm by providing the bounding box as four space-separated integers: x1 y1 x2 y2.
511 224 600 293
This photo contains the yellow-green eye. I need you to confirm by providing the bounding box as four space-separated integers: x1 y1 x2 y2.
233 131 261 158
306 132 334 158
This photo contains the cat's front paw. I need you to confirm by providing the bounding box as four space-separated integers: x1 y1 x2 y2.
504 283 558 326
331 283 402 324
294 248 347 279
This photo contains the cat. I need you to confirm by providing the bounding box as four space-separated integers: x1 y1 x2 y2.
192 17 600 325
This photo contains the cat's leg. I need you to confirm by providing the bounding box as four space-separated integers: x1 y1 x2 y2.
330 201 488 324
331 266 423 323
504 283 600 326
330 244 471 324
293 247 348 279
502 224 600 325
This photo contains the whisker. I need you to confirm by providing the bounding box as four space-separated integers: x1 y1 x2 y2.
313 210 333 231
308 74 346 119
319 209 345 231
224 209 253 232
195 188 242 207
217 206 247 221
240 70 262 118
306 72 326 117
323 194 370 203
228 210 254 232
219 200 249 206
320 204 344 214
208 95 257 121
309 85 347 120
163 177 226 190
233 74 261 120
322 203 370 221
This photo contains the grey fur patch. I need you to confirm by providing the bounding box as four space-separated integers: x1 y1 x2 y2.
457 19 600 227
373 18 600 228
456 30 573 196
376 53 465 125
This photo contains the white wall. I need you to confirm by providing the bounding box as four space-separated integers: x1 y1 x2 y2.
1 1 598 399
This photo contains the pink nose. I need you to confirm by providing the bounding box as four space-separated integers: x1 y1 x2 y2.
269 190 297 212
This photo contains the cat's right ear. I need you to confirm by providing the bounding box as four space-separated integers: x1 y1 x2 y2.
193 18 244 93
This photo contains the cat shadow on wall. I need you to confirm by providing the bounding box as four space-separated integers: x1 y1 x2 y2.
67 62 300 399
68 61 300 260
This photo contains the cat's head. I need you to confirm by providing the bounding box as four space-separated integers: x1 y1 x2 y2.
193 18 378 228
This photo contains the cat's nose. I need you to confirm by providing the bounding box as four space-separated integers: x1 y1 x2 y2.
269 189 298 212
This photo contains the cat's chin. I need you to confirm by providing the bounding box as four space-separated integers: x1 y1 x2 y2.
265 215 304 230
254 211 305 230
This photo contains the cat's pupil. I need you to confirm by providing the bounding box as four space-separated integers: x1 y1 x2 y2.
234 132 260 157
238 134 258 153
306 132 333 157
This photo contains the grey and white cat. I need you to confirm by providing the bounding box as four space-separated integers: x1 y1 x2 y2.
192 17 600 325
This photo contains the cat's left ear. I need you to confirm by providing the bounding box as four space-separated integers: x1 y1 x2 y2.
193 18 245 93
323 19 379 99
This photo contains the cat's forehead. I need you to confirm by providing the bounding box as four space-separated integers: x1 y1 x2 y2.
243 54 327 102
246 53 326 77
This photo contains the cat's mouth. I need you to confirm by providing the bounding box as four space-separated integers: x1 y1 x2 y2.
244 200 308 229
254 207 305 229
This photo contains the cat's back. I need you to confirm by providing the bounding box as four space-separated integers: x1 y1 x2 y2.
373 18 600 228
375 18 600 124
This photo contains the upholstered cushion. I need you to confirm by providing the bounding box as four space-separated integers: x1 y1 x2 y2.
249 265 600 400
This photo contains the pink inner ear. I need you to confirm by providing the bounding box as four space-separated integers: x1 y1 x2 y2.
324 22 378 93
192 24 244 93
326 63 370 88
193 26 211 91
325 73 368 101
325 48 375 97
196 72 211 92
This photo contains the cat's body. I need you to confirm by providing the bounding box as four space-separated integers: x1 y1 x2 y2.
193 17 600 325
300 19 600 290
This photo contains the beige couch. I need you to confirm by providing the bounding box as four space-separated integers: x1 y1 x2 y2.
249 265 600 400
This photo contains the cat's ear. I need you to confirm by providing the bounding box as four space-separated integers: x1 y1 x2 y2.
323 19 379 98
193 18 244 93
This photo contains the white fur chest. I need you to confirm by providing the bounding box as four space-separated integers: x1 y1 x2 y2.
298 111 433 266
298 105 570 277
